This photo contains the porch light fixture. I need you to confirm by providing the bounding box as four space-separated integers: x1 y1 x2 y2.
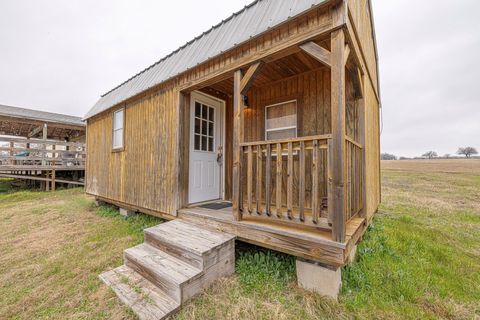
243 95 250 108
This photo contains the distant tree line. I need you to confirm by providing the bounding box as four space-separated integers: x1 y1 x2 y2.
381 146 478 160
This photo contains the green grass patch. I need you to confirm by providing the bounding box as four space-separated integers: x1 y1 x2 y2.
1 166 479 319
236 243 296 295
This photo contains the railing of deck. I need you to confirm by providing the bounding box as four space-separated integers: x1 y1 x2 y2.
0 136 86 169
239 135 332 230
345 136 363 220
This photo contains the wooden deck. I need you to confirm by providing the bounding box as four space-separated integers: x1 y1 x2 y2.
0 136 86 188
178 204 365 267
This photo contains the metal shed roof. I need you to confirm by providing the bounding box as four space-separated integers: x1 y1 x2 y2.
0 104 85 127
84 0 328 119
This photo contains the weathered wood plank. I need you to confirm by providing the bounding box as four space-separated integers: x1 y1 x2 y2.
232 70 243 220
240 61 265 95
287 142 293 219
330 29 347 242
247 145 253 214
299 141 305 222
265 144 271 216
276 143 282 218
299 41 332 68
256 145 262 215
312 139 319 223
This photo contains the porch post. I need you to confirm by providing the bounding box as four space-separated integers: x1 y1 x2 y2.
232 70 244 220
330 29 347 243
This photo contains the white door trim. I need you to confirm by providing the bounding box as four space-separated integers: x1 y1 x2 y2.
188 91 226 204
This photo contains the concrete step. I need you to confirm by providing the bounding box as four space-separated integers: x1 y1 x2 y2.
144 220 236 270
99 265 180 320
124 243 202 304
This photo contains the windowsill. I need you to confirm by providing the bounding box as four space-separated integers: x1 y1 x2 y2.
112 147 125 153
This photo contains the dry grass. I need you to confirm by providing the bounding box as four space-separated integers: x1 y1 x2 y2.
381 159 480 174
0 183 161 319
1 158 479 319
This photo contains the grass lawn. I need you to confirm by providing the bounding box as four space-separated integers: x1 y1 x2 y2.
0 160 479 319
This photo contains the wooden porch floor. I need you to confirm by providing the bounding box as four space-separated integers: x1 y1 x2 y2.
178 205 365 267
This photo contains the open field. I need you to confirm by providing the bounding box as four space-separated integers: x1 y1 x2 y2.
382 158 480 174
0 159 479 319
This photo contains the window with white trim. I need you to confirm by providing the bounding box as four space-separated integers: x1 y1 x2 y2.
265 100 297 141
112 108 124 149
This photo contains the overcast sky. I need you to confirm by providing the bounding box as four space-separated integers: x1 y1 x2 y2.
0 0 479 157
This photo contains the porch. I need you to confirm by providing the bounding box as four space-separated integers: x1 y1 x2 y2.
178 203 364 267
179 28 367 263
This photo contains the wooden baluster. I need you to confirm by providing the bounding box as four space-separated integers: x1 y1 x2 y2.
256 145 262 215
312 139 319 224
299 141 305 222
276 143 282 218
239 147 243 213
265 144 271 216
327 139 333 225
287 142 293 220
247 145 253 214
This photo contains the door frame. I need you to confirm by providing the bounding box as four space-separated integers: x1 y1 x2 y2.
188 90 226 204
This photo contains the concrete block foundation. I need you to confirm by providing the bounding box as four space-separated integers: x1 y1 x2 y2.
119 208 136 217
296 258 342 300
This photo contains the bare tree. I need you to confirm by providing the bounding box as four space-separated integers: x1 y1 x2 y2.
381 153 397 160
444 154 451 159
456 147 478 158
422 151 438 159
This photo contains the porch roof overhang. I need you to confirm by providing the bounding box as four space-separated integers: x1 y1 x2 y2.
0 104 85 140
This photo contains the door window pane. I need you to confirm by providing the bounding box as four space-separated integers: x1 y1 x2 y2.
193 102 216 152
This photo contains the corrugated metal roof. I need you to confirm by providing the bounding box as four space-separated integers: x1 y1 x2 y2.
0 104 85 127
84 0 328 119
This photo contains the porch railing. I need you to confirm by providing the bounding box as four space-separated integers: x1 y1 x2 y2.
345 136 363 220
239 135 332 230
0 136 86 170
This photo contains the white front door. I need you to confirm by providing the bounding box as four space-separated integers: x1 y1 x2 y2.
188 92 224 204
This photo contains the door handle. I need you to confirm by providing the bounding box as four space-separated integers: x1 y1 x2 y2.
216 152 223 164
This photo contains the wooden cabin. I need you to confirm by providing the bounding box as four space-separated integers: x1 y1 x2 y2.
0 104 86 189
89 0 380 311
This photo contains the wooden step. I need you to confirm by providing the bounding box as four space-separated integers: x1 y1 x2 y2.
124 243 202 304
99 265 180 320
144 220 236 270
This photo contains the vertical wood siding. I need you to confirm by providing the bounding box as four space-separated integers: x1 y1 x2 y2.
86 88 179 216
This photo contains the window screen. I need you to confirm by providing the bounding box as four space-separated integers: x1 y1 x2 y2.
113 109 124 149
194 102 215 152
265 100 297 140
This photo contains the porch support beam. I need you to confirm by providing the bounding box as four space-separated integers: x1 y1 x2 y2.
232 70 244 221
28 125 44 138
299 41 331 68
240 61 264 95
330 29 347 243
344 44 351 67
